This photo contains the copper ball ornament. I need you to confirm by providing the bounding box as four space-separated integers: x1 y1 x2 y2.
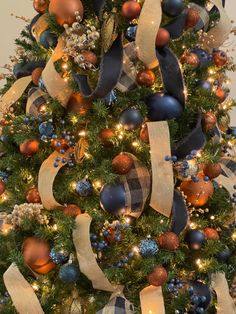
181 52 199 68
81 51 97 66
203 163 222 179
213 50 228 67
33 0 49 13
214 87 226 103
147 265 168 286
156 28 170 48
98 128 114 147
63 204 82 217
51 138 69 152
121 1 141 19
19 139 39 157
67 92 92 115
203 227 219 240
112 153 133 174
0 180 6 196
185 8 200 28
180 176 214 207
136 69 155 87
140 124 149 143
49 0 84 26
158 231 180 251
202 112 217 131
32 67 44 86
26 187 41 203
22 237 56 274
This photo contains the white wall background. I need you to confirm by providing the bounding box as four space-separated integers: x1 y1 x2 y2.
0 0 236 123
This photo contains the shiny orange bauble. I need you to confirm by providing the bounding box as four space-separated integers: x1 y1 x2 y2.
156 28 170 48
26 187 41 204
112 153 133 174
98 128 114 147
51 138 69 152
203 227 219 240
158 232 180 251
140 124 149 143
202 112 217 131
22 237 56 274
81 51 97 66
19 139 39 157
32 67 44 86
214 87 226 103
185 8 200 28
33 0 49 13
181 52 199 68
0 180 6 196
213 50 228 67
49 0 84 26
121 1 141 19
63 204 82 217
67 92 92 115
180 176 214 207
136 69 155 87
203 163 222 179
147 266 167 286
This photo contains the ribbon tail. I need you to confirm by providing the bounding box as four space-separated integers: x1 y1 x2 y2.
140 285 165 314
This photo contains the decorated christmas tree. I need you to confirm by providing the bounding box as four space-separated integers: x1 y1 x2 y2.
0 0 236 313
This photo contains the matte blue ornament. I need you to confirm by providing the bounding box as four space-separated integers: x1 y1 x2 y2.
76 179 93 197
100 183 126 215
40 30 58 49
125 24 137 42
162 0 184 17
217 248 231 263
49 248 69 265
119 108 143 130
198 80 212 91
191 48 212 67
185 230 206 250
146 93 183 121
138 239 159 257
38 121 54 137
59 264 80 283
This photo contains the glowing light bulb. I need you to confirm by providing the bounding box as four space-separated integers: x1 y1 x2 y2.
32 282 39 291
52 224 58 231
62 63 68 70
232 231 236 240
79 130 86 137
132 141 139 147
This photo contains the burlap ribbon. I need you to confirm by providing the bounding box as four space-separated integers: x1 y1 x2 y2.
3 263 44 314
140 286 165 314
73 213 123 292
147 121 174 217
135 0 161 69
42 37 73 106
31 14 49 42
38 149 73 210
211 272 236 314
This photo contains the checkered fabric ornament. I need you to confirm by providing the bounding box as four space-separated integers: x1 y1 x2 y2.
120 153 151 218
96 293 134 314
26 87 48 116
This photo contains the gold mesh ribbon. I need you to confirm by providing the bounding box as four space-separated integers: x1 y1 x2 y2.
147 121 174 217
31 14 49 42
135 0 161 69
211 272 236 314
3 263 44 314
73 214 123 292
140 285 165 314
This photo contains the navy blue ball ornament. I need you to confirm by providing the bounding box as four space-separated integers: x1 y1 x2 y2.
162 0 184 17
198 80 212 91
49 248 69 265
125 24 137 42
146 93 183 121
38 121 54 138
217 248 231 263
59 264 80 283
185 229 206 250
76 179 93 197
40 30 58 49
119 108 143 130
100 183 126 215
191 48 212 67
138 239 159 257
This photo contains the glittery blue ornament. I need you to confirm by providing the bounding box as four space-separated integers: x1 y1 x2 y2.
138 239 159 257
40 30 58 49
125 24 137 42
59 264 80 283
49 248 69 265
0 171 8 183
38 121 54 138
76 179 93 197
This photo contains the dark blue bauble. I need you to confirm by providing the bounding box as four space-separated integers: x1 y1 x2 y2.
38 121 54 137
146 93 183 121
185 230 206 250
59 264 80 283
125 24 137 42
189 280 211 310
100 183 126 215
217 248 231 263
162 0 184 17
29 14 42 41
191 48 212 67
138 239 159 257
13 60 46 79
198 80 212 91
40 30 58 49
76 179 93 197
49 248 69 265
119 108 143 130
